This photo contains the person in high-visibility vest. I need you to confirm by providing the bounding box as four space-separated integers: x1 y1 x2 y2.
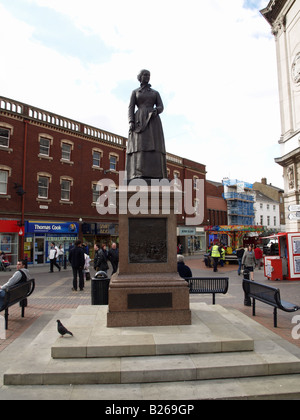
211 243 221 272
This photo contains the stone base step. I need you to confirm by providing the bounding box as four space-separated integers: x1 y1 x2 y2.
3 375 300 400
51 304 254 359
4 341 300 386
3 303 300 387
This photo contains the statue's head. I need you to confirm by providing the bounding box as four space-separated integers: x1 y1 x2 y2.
137 69 151 83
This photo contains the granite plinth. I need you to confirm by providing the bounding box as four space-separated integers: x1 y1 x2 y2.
107 272 191 327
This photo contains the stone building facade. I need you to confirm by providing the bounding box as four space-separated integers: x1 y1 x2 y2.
261 0 300 231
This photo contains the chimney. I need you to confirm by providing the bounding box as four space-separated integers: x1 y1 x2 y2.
261 178 267 185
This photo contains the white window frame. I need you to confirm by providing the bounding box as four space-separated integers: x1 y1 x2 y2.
61 179 71 201
61 143 72 161
38 176 50 199
0 128 10 148
39 137 51 157
0 170 8 195
92 149 103 169
92 182 100 203
109 155 117 171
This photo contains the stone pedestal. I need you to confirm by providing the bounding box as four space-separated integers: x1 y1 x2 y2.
107 185 191 327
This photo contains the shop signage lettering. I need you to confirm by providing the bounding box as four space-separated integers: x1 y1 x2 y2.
34 224 62 231
179 228 196 236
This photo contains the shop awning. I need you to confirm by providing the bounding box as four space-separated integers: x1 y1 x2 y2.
263 233 287 240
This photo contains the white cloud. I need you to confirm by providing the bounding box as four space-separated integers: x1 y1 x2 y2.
0 0 283 187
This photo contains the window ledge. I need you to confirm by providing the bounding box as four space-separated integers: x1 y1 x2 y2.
106 169 119 175
60 159 74 165
36 198 52 203
0 194 11 199
0 146 13 153
38 154 53 161
59 200 73 205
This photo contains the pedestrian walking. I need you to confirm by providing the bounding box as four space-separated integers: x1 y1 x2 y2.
49 242 61 273
254 245 263 270
58 244 64 267
84 252 91 281
220 245 226 267
236 246 245 276
211 243 221 272
108 242 119 275
94 243 109 273
242 244 256 281
69 240 85 291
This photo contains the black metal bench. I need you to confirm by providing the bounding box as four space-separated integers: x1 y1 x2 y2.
186 277 229 305
0 279 35 330
242 279 300 328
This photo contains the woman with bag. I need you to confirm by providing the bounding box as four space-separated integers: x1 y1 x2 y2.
242 245 256 281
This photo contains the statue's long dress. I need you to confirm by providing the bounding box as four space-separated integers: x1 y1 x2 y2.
126 84 167 180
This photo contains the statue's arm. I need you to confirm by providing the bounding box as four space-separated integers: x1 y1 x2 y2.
155 92 164 115
128 91 136 123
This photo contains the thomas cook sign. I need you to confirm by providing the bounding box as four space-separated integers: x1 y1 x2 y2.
26 221 79 234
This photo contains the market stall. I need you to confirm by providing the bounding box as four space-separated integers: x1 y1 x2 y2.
264 232 300 281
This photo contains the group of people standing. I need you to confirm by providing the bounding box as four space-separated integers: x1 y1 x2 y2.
68 241 119 292
208 242 264 281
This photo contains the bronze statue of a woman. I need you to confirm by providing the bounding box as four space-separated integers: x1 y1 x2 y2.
126 70 168 181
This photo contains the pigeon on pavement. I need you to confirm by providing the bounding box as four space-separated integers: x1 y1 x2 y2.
57 320 73 337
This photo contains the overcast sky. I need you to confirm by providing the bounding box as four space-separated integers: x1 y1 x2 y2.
0 0 283 188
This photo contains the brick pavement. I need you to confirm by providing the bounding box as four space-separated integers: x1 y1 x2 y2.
0 257 300 352
0 266 92 352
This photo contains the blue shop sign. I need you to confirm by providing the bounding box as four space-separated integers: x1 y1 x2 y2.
26 221 79 234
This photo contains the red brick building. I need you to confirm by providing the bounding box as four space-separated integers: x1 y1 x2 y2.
206 180 227 227
0 96 207 264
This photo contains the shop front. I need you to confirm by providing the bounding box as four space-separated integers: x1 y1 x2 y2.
264 232 300 281
82 222 119 258
0 220 23 265
177 226 206 255
24 221 79 265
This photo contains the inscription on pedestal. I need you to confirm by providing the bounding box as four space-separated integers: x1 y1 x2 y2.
129 218 167 263
128 293 173 309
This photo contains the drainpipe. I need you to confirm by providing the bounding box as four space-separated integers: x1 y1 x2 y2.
20 119 28 259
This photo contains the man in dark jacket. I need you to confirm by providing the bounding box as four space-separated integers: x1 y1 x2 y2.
177 255 192 280
69 240 85 291
108 242 119 275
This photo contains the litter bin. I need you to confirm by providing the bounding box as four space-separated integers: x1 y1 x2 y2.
243 268 251 306
91 271 110 305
